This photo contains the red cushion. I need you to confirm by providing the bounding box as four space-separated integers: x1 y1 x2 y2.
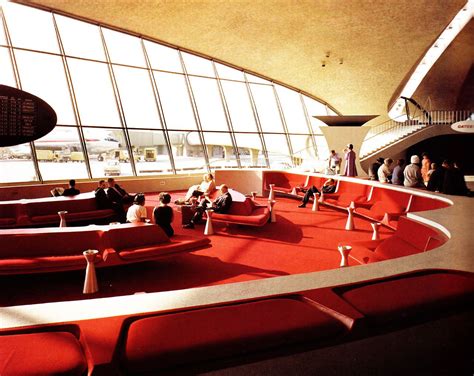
395 217 441 250
0 331 87 375
213 207 270 226
123 297 345 373
103 224 169 251
0 254 89 274
0 230 102 258
340 272 474 324
228 199 252 216
118 236 210 260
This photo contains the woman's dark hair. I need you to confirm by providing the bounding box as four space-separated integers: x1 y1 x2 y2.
134 193 146 205
159 192 171 204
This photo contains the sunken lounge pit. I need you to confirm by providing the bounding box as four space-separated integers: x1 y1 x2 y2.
0 170 473 375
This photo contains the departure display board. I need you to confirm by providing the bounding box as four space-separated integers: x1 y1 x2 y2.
0 85 57 147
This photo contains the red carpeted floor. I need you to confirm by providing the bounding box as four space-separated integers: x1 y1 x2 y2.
0 195 394 307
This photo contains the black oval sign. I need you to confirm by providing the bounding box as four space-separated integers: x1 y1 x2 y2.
0 85 57 147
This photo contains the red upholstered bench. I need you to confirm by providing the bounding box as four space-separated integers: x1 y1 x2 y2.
263 171 308 196
24 194 116 226
0 227 103 275
334 270 474 325
0 203 18 228
348 216 446 264
0 330 89 375
354 200 405 229
322 180 370 208
211 197 270 226
102 223 211 262
121 297 347 373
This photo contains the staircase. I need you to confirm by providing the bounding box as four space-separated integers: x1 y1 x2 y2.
360 110 472 161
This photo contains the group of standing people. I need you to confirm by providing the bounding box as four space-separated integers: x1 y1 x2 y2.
368 153 469 196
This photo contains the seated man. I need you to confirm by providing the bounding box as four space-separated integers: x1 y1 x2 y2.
298 178 336 208
95 179 126 222
183 185 232 229
107 178 134 205
63 179 80 196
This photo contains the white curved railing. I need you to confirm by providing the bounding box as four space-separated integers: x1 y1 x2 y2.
360 110 472 159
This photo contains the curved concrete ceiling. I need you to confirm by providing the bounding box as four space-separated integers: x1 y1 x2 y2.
23 0 468 117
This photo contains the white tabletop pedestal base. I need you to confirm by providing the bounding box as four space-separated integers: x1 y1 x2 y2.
58 211 68 227
371 222 381 240
312 193 320 212
204 209 214 235
83 250 99 294
345 207 355 231
268 200 277 223
338 245 352 267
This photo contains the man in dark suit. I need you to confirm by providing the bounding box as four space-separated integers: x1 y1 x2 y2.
106 178 134 205
63 179 80 196
183 185 232 229
96 179 126 222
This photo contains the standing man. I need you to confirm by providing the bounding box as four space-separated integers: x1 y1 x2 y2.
328 150 341 174
343 144 358 177
183 185 232 229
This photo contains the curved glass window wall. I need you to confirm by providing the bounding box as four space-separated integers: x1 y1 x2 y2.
0 2 335 184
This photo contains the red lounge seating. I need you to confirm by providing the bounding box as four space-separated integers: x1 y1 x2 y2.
0 227 103 274
354 200 405 228
334 270 474 325
0 203 18 227
0 193 117 229
211 197 270 226
121 297 347 373
263 172 308 195
102 223 211 262
323 180 371 208
0 330 89 375
349 216 446 264
0 224 210 274
24 194 116 226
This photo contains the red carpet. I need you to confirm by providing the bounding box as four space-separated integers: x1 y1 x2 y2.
0 196 394 307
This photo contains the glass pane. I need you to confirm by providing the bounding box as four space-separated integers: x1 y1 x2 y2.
3 2 59 53
102 28 146 67
15 50 76 125
114 65 161 129
169 130 206 173
0 143 37 183
315 134 330 161
215 63 244 81
34 126 88 180
303 95 329 134
0 47 17 87
221 80 258 132
276 85 308 134
327 107 338 115
250 84 284 133
263 133 292 169
203 132 238 168
143 41 183 73
188 76 227 131
245 73 271 84
154 71 197 130
83 128 133 178
289 134 316 170
128 129 172 175
55 15 106 61
181 52 215 77
234 133 265 167
67 58 121 127
0 12 7 45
